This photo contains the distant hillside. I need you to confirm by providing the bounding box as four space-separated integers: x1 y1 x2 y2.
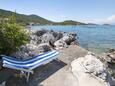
0 9 53 25
103 24 111 25
55 20 86 25
0 9 86 25
87 23 99 25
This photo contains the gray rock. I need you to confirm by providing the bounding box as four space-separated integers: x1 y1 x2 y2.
102 49 115 63
54 39 68 50
30 36 42 45
108 49 115 53
70 40 79 45
30 32 42 45
12 51 30 60
12 29 78 59
12 44 38 59
62 33 76 45
101 49 115 84
108 54 115 63
54 32 78 49
29 29 64 45
37 43 52 52
41 32 55 43
71 53 110 86
35 29 47 36
12 43 51 60
49 30 63 40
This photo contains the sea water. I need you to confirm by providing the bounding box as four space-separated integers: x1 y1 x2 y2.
31 25 115 54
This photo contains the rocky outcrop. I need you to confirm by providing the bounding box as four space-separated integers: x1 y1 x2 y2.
71 53 110 86
54 39 68 50
61 32 77 45
100 49 115 86
54 32 78 49
12 43 52 60
41 32 55 43
12 29 79 59
106 49 115 63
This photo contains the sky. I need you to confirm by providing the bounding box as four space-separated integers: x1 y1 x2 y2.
0 0 115 24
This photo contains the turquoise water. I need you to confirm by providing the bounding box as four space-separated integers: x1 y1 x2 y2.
31 25 115 54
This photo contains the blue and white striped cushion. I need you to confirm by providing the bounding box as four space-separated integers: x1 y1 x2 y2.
2 50 59 69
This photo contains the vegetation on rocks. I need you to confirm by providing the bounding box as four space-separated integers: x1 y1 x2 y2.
0 12 29 55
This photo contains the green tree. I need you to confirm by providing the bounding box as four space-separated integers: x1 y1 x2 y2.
0 12 29 55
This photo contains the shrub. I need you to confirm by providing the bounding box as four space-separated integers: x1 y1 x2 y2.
0 22 29 55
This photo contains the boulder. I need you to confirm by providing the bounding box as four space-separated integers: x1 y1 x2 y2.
54 39 68 50
49 30 63 40
29 29 78 49
71 53 109 86
35 29 47 36
12 44 38 59
70 40 79 45
102 49 115 63
12 43 51 60
62 33 76 45
107 54 115 63
29 30 45 45
54 32 78 49
29 29 64 45
108 49 115 53
37 43 52 53
41 32 55 43
101 49 115 85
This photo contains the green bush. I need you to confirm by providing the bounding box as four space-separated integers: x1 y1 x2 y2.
0 22 29 55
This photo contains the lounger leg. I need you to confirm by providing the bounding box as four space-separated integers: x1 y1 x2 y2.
26 72 30 82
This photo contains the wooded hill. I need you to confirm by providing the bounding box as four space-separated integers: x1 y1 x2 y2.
0 9 86 25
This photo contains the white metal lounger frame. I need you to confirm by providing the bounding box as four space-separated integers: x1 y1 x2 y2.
1 50 59 82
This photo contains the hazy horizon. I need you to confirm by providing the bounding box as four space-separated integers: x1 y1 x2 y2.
0 0 115 24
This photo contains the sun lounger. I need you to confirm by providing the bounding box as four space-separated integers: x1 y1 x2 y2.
1 50 59 81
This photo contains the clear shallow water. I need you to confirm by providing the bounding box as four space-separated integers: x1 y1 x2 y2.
31 25 115 54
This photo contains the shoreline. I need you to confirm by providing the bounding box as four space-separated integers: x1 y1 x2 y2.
30 25 115 54
0 29 115 86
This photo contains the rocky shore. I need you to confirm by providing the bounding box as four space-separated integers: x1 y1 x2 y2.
11 29 79 60
0 29 115 86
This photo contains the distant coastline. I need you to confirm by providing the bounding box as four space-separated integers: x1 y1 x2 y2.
0 9 86 26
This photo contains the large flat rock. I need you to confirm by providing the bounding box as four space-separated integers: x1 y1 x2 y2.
33 45 88 86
